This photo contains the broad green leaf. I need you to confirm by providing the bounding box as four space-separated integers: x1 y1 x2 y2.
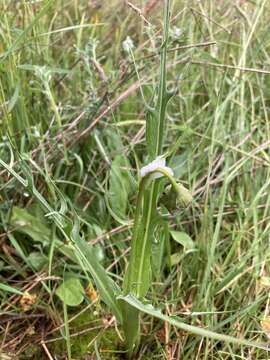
10 208 75 264
108 155 132 220
93 243 105 263
8 207 94 268
105 129 124 153
170 152 189 178
170 252 182 266
28 252 47 271
9 207 76 260
10 207 51 245
56 278 84 307
170 230 195 250
118 294 269 351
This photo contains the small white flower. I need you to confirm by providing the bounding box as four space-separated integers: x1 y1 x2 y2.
140 156 174 179
122 36 135 53
171 26 182 39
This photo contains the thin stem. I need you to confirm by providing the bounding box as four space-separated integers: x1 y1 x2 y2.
155 0 171 156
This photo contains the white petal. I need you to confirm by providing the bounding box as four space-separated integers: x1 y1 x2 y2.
140 156 173 179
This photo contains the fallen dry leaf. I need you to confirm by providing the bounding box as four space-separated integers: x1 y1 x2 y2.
85 283 99 302
19 291 37 312
261 317 270 340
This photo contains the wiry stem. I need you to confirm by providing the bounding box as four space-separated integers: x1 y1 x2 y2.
155 0 171 156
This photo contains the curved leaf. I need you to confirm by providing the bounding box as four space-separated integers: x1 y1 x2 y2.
119 294 269 351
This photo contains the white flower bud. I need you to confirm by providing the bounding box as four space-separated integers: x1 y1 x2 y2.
140 156 174 179
171 26 182 39
122 36 135 53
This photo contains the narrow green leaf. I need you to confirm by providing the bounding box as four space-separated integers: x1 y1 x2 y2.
0 158 27 187
124 187 156 298
7 84 20 112
146 110 158 160
119 294 269 351
73 235 123 323
152 221 168 278
0 283 23 296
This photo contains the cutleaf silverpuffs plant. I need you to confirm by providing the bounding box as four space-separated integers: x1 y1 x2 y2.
119 0 178 352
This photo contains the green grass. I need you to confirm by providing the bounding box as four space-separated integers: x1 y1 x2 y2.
1 0 270 358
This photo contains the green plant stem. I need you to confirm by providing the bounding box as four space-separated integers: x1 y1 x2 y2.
122 0 170 356
63 302 72 360
155 0 171 156
126 0 171 296
121 1 172 354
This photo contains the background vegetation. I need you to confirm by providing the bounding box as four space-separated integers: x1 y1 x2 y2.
1 0 270 358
